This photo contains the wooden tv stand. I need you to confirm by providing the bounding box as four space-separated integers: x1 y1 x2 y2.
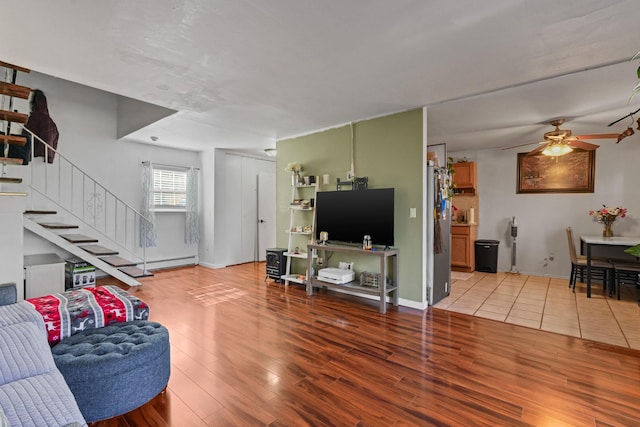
306 243 398 314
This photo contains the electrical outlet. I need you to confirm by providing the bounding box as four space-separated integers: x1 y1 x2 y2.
339 261 354 270
347 171 353 180
317 257 324 266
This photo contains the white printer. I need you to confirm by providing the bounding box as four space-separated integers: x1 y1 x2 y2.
317 267 355 285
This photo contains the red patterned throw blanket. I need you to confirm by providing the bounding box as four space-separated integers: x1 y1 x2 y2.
26 285 149 345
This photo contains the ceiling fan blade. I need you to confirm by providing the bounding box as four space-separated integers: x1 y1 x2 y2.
501 142 537 150
568 140 599 150
525 144 548 156
573 133 618 140
501 140 546 150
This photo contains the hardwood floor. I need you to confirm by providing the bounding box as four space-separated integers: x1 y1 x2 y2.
93 263 640 426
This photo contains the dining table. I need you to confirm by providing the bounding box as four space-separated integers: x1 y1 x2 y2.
580 235 640 298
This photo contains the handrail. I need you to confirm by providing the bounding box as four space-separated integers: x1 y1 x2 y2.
22 127 151 273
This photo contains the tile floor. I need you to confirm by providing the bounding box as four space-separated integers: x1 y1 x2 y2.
433 271 640 350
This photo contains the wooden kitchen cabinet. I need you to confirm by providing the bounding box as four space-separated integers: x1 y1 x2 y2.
451 225 477 272
452 162 476 194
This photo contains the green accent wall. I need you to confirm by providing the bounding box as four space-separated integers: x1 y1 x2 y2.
276 109 424 304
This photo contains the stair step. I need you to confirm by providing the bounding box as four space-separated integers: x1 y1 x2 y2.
0 157 23 165
25 210 57 215
0 82 31 99
0 134 27 146
100 255 138 267
0 110 28 124
119 266 154 278
79 244 118 256
0 177 22 183
0 61 30 73
60 234 99 244
38 222 79 230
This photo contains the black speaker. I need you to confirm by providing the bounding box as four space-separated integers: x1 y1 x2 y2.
265 248 287 282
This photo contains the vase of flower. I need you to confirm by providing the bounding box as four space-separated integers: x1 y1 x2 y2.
589 205 627 240
285 162 302 187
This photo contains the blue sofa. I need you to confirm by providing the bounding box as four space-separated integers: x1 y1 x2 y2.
0 283 86 427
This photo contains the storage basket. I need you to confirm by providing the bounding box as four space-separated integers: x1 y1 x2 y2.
360 271 381 287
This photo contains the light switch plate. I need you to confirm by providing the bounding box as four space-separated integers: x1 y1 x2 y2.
410 207 416 218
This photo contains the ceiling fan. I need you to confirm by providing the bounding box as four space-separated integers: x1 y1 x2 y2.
503 119 618 156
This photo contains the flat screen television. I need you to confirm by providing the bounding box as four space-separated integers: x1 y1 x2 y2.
315 188 394 247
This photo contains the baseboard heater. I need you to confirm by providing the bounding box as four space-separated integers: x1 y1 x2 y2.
96 256 197 278
145 256 198 271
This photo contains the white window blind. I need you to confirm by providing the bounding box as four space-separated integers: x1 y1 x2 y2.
153 167 187 210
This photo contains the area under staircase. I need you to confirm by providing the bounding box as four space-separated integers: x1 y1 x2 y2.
1 60 153 287
24 214 148 287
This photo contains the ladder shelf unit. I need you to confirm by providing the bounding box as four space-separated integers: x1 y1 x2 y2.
282 181 318 285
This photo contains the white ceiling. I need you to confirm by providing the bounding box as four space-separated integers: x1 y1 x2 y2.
4 0 640 153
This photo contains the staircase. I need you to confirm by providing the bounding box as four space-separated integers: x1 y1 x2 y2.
0 60 29 185
1 61 153 287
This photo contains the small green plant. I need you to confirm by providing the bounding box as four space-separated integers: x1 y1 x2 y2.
631 50 640 100
446 157 456 200
624 244 640 258
447 157 455 175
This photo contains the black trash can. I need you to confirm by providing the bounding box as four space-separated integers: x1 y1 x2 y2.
475 240 499 273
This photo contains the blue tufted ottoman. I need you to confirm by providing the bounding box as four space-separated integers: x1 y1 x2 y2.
51 320 170 423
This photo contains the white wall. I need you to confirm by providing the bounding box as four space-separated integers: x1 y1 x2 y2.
15 72 201 267
0 196 25 300
450 141 640 278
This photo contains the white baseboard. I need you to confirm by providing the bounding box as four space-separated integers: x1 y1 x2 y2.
198 262 226 270
399 298 428 310
306 286 427 311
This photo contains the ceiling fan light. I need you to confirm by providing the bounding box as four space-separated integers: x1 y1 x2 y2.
542 143 573 157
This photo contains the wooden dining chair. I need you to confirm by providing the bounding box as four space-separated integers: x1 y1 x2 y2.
566 227 613 293
611 261 640 300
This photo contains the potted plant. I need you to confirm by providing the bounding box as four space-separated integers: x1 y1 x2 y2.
624 244 640 258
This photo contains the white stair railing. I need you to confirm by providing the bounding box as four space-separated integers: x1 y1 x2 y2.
21 128 150 273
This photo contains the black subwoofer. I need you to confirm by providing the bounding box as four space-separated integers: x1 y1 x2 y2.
265 248 287 282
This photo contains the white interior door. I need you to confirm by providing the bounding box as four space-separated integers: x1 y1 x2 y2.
257 172 276 261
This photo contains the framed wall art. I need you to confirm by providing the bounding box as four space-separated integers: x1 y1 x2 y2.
516 150 595 194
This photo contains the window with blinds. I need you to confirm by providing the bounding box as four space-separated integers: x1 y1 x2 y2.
153 167 187 210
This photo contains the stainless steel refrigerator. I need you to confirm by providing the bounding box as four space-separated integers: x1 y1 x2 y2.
426 162 451 305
